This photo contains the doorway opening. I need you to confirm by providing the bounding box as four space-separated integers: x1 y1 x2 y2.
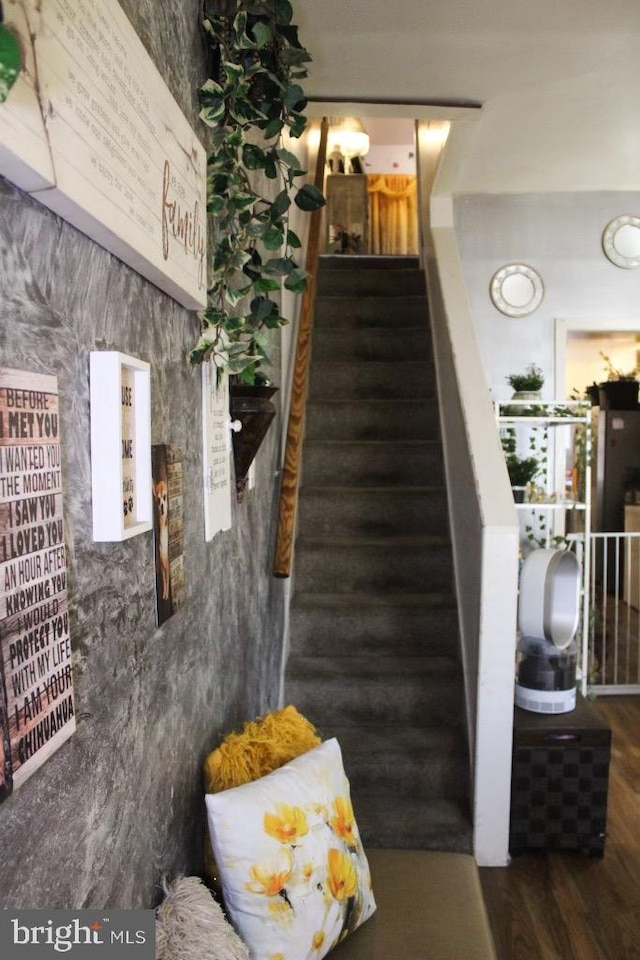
323 116 418 256
556 317 640 693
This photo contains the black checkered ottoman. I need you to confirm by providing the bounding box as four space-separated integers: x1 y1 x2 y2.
509 693 611 857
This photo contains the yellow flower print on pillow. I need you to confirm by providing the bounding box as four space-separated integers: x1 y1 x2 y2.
264 803 309 845
247 849 293 897
312 931 326 951
331 797 356 847
327 848 358 901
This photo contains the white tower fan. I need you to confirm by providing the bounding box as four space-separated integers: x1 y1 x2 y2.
515 548 581 714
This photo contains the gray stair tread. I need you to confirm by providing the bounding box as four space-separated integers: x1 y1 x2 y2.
299 485 444 495
325 724 468 756
310 359 431 368
291 592 457 608
287 655 460 680
320 255 420 270
307 397 436 407
297 535 450 548
303 439 440 448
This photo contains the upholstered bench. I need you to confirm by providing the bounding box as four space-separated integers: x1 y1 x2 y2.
330 849 497 960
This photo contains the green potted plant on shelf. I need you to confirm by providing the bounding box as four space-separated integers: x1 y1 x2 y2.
501 429 540 502
506 364 545 399
598 352 639 410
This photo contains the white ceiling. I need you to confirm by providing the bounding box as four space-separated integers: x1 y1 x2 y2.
295 0 640 108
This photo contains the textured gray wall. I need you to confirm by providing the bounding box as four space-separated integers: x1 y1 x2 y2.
0 0 286 908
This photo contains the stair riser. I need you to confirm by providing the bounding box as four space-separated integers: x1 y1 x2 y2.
315 296 428 328
313 328 431 362
301 443 444 487
294 543 453 594
287 677 462 728
320 256 420 271
309 361 435 400
305 401 440 442
297 490 449 538
317 269 426 297
353 798 472 853
344 753 468 803
289 605 458 658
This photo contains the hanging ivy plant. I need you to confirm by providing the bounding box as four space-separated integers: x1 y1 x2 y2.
190 0 325 383
0 9 22 104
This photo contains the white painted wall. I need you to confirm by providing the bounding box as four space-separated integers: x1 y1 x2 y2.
454 192 640 403
364 144 416 175
455 63 640 194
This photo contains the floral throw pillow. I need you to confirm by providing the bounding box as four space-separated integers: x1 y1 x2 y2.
205 738 376 960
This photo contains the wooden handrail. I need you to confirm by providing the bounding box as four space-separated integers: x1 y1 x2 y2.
273 116 328 578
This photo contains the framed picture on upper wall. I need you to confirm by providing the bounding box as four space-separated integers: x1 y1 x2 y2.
89 351 152 541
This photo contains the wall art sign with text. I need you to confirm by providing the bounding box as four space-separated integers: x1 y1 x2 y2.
0 367 76 803
0 0 207 310
151 444 185 626
90 351 152 542
202 363 232 541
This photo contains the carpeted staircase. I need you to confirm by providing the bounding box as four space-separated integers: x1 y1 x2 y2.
285 254 472 853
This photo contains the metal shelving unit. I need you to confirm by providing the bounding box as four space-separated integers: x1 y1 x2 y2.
497 400 592 694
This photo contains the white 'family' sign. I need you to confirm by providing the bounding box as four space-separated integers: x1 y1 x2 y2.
0 0 207 310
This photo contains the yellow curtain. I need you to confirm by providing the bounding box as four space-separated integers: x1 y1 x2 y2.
367 174 418 256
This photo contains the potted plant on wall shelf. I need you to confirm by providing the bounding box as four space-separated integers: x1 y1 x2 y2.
507 364 545 400
501 429 540 503
191 0 325 497
598 352 639 410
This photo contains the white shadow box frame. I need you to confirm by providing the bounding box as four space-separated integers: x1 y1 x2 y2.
90 351 152 541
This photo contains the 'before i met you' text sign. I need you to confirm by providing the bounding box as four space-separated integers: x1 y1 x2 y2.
0 369 76 803
0 0 207 310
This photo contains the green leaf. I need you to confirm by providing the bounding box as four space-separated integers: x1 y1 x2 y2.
283 83 305 111
252 21 273 48
284 267 308 293
286 111 307 138
250 296 278 323
231 193 256 212
286 228 302 249
233 12 254 49
254 277 282 293
276 146 302 170
270 189 291 220
263 257 295 276
210 173 231 194
208 195 226 216
266 0 293 24
199 78 225 103
280 44 312 67
264 156 279 179
226 126 245 148
226 284 251 307
264 118 284 139
243 143 267 170
199 103 226 127
295 183 326 211
222 61 245 84
252 329 272 357
263 224 284 250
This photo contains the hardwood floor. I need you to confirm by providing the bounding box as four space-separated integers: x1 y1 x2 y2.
480 696 640 960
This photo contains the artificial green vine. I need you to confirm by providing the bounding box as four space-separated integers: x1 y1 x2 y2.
0 7 22 104
191 0 325 383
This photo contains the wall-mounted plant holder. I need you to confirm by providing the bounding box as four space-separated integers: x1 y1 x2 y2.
229 383 278 501
90 351 152 540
